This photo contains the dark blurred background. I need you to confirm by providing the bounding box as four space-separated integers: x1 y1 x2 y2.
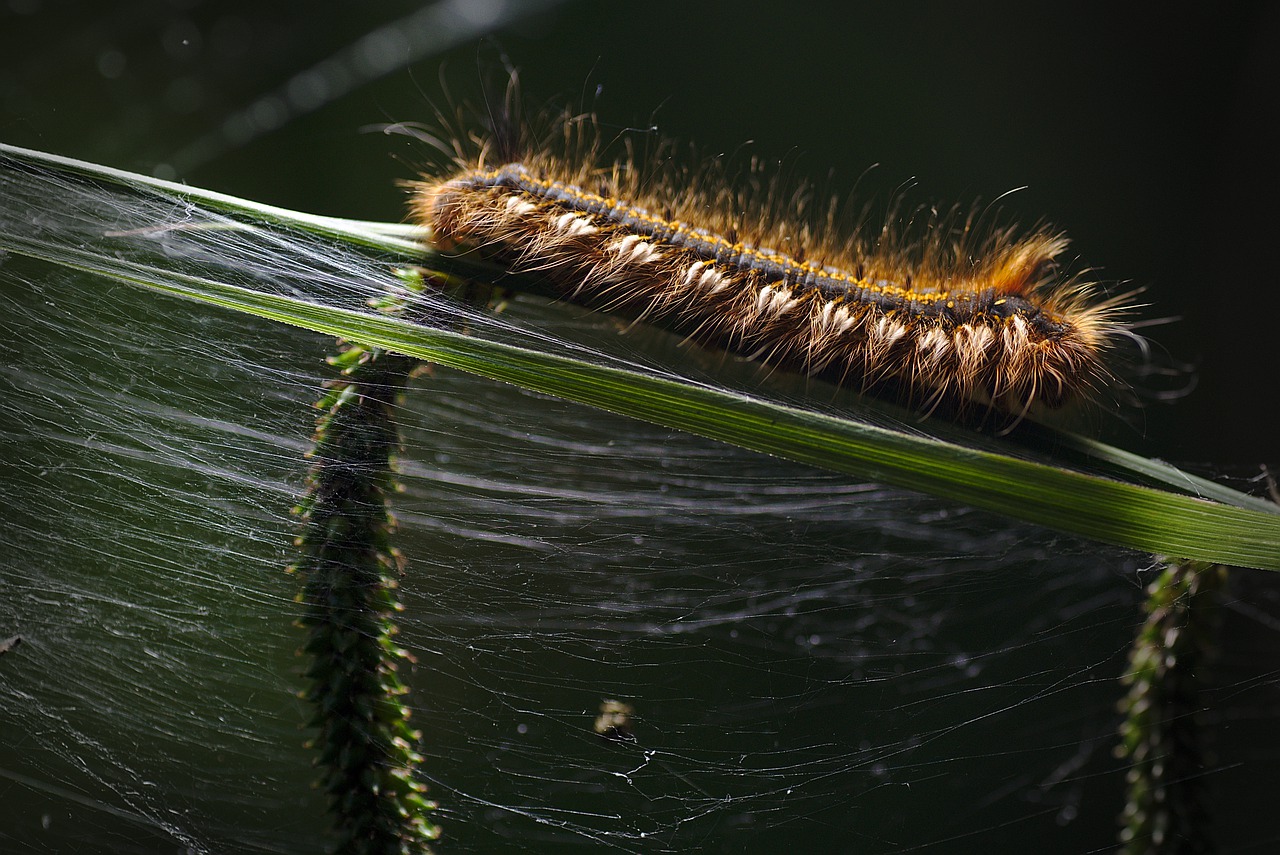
3 3 1279 854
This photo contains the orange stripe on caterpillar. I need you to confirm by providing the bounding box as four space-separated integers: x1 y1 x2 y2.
409 145 1126 414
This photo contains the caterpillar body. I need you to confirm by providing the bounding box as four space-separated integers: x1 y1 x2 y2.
409 113 1127 417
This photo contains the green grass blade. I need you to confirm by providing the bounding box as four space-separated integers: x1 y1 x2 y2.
4 142 1277 570
0 141 426 255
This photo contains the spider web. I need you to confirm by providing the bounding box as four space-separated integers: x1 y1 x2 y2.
3 250 1149 853
4 3 1280 854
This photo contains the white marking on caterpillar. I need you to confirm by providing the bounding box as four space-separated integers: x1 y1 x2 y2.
504 195 536 216
555 211 597 237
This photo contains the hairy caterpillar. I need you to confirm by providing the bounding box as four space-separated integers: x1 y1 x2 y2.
407 98 1129 418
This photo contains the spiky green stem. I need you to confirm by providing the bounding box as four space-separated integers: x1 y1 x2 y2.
1118 561 1226 854
291 330 438 854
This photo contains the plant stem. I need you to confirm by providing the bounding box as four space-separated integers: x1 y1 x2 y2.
1118 561 1226 854
291 334 439 854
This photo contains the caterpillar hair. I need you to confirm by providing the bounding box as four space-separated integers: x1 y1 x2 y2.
406 79 1132 421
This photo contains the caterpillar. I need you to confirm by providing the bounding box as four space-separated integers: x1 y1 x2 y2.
407 100 1129 418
